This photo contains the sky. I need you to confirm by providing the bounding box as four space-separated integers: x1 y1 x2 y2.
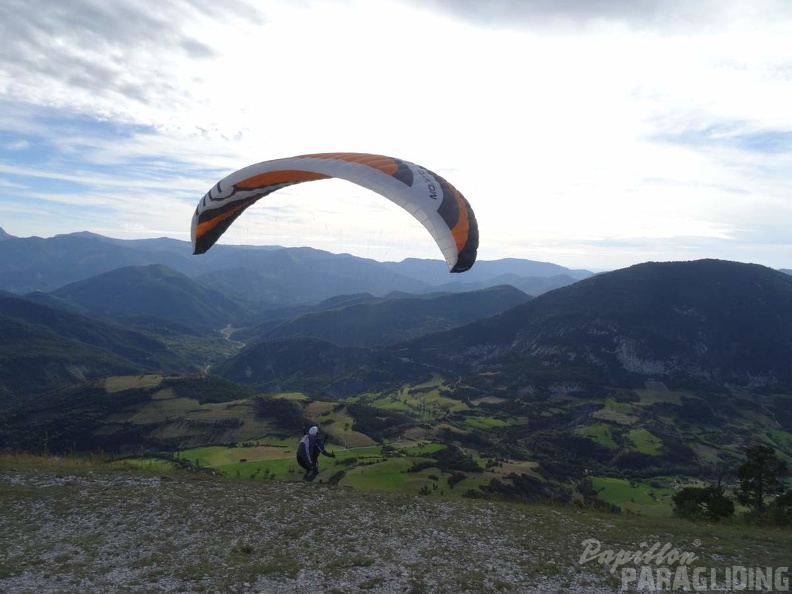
1 0 792 272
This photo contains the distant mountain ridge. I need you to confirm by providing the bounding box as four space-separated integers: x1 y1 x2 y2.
383 257 591 285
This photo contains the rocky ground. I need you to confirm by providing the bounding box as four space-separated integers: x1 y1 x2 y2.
1 464 790 593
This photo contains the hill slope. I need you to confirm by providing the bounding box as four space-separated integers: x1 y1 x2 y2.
0 292 181 366
238 285 532 348
0 290 196 399
0 315 146 400
399 259 792 392
0 375 264 452
50 264 252 332
216 337 428 396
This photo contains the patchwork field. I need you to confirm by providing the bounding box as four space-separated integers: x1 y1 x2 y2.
9 374 792 520
173 439 506 502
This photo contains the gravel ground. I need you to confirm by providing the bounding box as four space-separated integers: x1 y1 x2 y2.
0 468 621 593
5 467 790 593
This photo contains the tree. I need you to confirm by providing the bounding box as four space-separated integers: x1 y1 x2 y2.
672 486 734 521
735 445 788 512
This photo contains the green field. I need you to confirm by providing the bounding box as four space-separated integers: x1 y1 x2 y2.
114 457 181 472
401 443 446 456
367 381 468 422
178 443 294 467
627 428 662 455
171 440 497 499
373 398 413 413
104 375 165 393
306 404 376 448
577 423 619 449
341 457 422 492
591 403 637 425
339 457 489 497
271 392 310 401
463 416 512 430
592 476 676 516
634 385 683 406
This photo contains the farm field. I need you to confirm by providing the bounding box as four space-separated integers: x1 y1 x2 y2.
175 440 494 498
6 373 792 520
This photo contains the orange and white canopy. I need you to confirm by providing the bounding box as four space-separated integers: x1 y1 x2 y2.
191 152 478 273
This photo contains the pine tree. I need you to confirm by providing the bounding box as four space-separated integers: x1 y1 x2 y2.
735 445 788 512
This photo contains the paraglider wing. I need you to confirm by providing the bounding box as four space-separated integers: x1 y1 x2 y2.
191 152 478 272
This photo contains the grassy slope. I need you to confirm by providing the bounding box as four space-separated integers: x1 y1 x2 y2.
1 456 790 594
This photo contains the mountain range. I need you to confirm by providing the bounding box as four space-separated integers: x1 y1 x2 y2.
399 258 792 392
2 229 792 400
1 228 791 486
0 228 591 300
215 259 792 399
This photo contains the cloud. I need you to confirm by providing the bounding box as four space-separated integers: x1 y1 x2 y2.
404 0 792 30
1 0 792 269
0 177 27 189
0 0 262 125
654 124 792 155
